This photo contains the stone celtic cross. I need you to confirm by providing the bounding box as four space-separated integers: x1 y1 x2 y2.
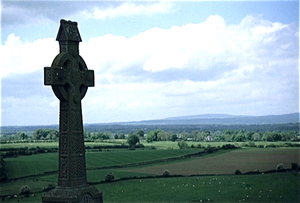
43 19 102 203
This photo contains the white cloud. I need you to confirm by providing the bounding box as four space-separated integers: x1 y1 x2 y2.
2 14 298 125
83 1 174 19
1 34 56 78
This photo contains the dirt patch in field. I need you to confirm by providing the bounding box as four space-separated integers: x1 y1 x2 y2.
122 148 300 175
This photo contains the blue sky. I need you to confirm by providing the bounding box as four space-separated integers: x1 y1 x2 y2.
1 1 299 126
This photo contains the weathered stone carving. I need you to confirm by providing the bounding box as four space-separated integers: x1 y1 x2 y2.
43 19 103 203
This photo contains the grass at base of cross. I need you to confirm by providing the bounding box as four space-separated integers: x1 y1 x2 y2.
2 172 299 203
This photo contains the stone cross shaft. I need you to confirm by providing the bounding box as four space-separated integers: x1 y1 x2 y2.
44 20 94 187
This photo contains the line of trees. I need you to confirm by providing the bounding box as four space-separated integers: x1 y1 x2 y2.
1 128 298 143
0 129 59 141
144 129 299 142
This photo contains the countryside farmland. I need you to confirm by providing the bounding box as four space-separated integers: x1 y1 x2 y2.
0 140 299 202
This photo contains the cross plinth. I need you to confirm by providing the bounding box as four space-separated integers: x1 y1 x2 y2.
42 19 102 203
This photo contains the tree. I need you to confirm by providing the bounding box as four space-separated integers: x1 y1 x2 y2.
171 134 178 142
180 132 189 141
16 132 28 140
234 169 242 175
146 130 160 142
146 133 155 143
163 169 170 177
105 172 115 182
32 129 58 140
136 129 145 138
84 131 91 139
91 133 97 140
19 185 31 195
263 131 273 141
253 132 262 141
234 131 245 142
127 134 140 147
223 129 231 136
291 163 298 170
276 163 284 171
157 130 171 141
119 134 125 139
245 131 254 141
271 131 282 141
33 129 44 140
95 131 110 140
178 141 189 149
104 131 111 139
196 131 206 141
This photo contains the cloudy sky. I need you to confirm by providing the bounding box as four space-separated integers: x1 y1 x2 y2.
1 1 299 126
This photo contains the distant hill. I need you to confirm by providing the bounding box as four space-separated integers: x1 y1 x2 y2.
1 113 299 134
164 114 241 120
0 113 300 134
120 112 300 125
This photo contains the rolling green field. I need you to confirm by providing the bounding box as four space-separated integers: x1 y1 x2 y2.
97 172 299 202
2 172 299 202
124 148 300 175
1 141 300 202
4 148 203 179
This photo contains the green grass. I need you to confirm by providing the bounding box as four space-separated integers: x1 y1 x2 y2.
87 169 153 183
0 142 59 149
1 140 298 150
86 148 201 168
4 148 203 179
0 174 57 196
124 148 300 175
0 170 152 196
141 141 231 149
0 140 124 149
3 172 299 202
1 142 300 202
5 153 58 179
100 172 300 202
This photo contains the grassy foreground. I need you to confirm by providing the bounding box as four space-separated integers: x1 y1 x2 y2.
2 172 299 202
1 142 299 202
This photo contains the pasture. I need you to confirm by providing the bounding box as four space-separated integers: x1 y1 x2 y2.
1 140 298 150
1 141 299 202
2 172 299 202
4 148 203 179
124 148 300 175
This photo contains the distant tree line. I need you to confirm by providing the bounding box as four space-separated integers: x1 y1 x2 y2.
0 127 299 143
0 129 58 141
145 129 299 142
83 123 299 135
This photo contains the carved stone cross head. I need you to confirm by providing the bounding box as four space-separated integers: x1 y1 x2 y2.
44 19 94 102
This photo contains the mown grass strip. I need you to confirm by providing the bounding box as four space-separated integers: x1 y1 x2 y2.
4 149 204 179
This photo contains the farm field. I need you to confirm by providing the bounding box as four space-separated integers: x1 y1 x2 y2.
124 148 300 175
0 141 123 149
1 142 299 202
2 172 299 202
1 140 298 150
6 147 298 180
97 172 300 202
4 148 203 179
